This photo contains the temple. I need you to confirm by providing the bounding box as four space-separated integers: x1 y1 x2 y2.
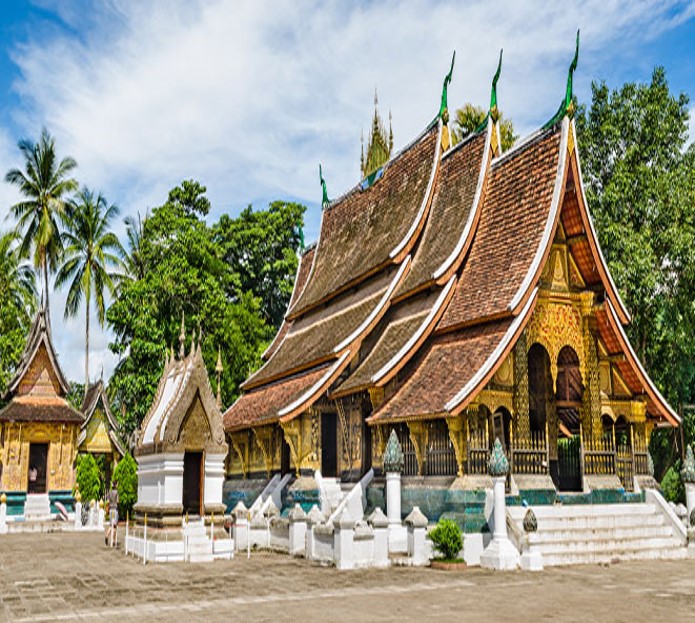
0 307 83 517
79 379 125 486
222 43 679 539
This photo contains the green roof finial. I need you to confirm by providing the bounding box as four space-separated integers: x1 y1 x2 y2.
543 29 581 130
439 51 456 122
319 164 329 209
490 48 503 120
564 29 580 114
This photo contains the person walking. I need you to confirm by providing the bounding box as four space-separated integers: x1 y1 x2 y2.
106 480 119 547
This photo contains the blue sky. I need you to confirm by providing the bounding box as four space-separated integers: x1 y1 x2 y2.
1 0 694 384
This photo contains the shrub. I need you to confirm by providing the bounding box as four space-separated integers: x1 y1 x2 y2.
75 453 102 502
427 518 463 561
661 464 685 504
112 452 138 517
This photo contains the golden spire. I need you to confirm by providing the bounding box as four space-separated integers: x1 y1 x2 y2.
178 312 186 359
215 346 223 408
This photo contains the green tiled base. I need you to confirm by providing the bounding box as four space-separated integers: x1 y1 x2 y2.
2 492 27 516
285 488 320 513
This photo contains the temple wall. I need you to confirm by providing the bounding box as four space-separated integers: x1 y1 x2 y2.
0 421 78 492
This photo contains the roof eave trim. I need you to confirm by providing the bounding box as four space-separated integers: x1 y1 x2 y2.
445 288 539 413
372 275 456 385
604 298 679 425
388 120 443 260
278 351 351 420
508 118 569 313
332 256 412 354
569 120 631 324
433 124 491 281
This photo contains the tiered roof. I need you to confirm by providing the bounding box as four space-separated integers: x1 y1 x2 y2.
224 44 678 434
79 379 125 455
0 308 83 424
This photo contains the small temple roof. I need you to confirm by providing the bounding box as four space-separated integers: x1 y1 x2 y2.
0 308 83 424
138 334 225 455
79 379 126 455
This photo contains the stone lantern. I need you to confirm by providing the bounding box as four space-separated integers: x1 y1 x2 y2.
383 429 407 553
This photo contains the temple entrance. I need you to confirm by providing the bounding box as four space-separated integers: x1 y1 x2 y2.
28 443 48 494
361 418 372 475
555 346 583 491
182 451 203 515
281 435 291 476
321 413 337 477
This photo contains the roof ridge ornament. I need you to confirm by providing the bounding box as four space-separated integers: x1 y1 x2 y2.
544 29 580 130
179 312 186 359
490 49 503 122
319 164 330 209
439 51 455 152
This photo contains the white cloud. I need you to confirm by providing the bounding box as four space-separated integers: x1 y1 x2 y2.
4 0 694 381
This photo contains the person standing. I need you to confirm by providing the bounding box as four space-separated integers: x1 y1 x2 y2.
28 465 37 494
106 480 119 547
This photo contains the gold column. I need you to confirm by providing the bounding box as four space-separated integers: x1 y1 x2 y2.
579 292 601 441
513 331 530 440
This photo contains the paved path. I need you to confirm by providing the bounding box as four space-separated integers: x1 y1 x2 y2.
0 532 693 621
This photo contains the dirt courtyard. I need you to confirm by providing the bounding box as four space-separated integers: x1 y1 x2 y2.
0 532 693 622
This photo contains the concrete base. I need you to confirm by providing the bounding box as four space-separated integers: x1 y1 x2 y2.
584 474 622 491
450 475 493 490
480 537 520 570
520 549 544 571
388 523 408 554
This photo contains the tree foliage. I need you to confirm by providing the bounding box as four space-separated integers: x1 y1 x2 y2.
75 453 102 502
107 180 304 435
452 103 516 150
112 452 138 516
575 67 695 476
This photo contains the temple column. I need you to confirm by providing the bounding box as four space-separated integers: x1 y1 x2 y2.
446 416 466 477
579 292 601 441
513 331 530 440
406 421 428 476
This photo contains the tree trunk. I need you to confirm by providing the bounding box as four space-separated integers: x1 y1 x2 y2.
85 282 90 392
42 257 50 317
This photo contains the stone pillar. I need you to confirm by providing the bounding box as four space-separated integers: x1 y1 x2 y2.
368 507 389 568
513 331 530 440
305 505 324 560
74 500 82 531
480 438 519 570
232 501 249 551
681 447 695 519
97 501 105 530
288 504 308 556
383 429 407 553
0 494 7 535
333 508 356 570
405 506 428 566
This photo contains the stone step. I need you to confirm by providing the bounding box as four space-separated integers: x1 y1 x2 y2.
542 545 687 567
535 535 682 556
529 524 673 544
529 514 666 532
508 503 654 520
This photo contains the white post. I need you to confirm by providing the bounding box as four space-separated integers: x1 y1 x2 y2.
368 507 389 568
383 429 407 553
386 472 401 525
125 513 129 555
0 495 7 535
247 511 251 560
232 501 248 552
685 483 695 520
74 501 82 531
405 506 428 566
143 514 148 565
480 476 520 570
288 504 308 556
333 508 356 570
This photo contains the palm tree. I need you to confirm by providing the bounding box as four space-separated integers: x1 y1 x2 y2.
0 230 38 322
55 188 124 389
5 128 78 315
122 211 147 283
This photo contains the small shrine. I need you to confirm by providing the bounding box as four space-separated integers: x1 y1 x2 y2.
0 307 83 517
134 322 227 527
78 379 125 486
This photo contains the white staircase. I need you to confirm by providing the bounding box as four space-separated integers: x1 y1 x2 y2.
183 520 213 563
509 502 687 566
24 494 51 520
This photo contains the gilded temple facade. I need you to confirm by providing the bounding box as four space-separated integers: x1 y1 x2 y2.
222 49 678 510
0 308 83 512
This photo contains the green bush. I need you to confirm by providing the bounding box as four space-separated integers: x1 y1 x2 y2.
75 453 102 502
112 452 138 517
661 464 685 504
427 518 463 561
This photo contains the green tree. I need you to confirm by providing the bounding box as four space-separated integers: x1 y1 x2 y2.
213 201 305 327
452 103 516 150
55 189 124 389
75 453 102 502
575 67 695 477
121 212 146 283
112 452 138 517
107 181 276 434
5 128 78 314
0 231 37 394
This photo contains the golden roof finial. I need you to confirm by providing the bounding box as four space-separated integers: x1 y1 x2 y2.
179 312 186 359
215 346 223 408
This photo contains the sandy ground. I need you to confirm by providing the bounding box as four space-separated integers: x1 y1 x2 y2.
0 532 693 622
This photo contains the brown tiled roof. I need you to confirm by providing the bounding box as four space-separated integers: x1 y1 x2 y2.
368 319 515 423
262 245 316 361
0 397 84 424
397 131 487 297
224 365 330 432
289 125 439 316
331 297 433 396
438 129 562 331
244 271 394 389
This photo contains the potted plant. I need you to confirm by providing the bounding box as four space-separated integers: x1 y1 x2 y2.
427 518 465 570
